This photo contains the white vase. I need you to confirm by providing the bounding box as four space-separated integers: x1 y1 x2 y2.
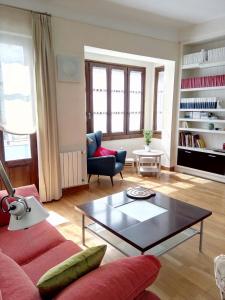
144 145 150 152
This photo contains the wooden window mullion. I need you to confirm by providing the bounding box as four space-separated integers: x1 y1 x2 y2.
107 66 111 134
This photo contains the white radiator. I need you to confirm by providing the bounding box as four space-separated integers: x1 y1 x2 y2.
60 151 84 188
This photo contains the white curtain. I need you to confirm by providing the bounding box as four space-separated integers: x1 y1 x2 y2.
0 32 36 134
32 13 62 202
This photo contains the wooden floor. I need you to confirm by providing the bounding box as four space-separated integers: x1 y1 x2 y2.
44 169 225 300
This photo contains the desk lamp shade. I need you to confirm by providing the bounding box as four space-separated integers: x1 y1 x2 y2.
0 161 49 231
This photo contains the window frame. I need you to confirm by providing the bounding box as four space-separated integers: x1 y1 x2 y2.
85 60 145 140
153 66 164 139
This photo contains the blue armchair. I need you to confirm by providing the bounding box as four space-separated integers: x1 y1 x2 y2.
86 131 127 185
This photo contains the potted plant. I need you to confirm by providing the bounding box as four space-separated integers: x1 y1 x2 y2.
143 130 152 151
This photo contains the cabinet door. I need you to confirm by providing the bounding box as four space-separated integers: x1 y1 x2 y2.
203 154 225 175
177 149 195 168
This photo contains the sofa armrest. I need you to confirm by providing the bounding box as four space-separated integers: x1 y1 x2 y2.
87 156 116 175
116 150 127 164
54 255 161 300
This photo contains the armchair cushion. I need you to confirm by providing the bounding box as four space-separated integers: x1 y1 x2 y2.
87 156 116 176
116 150 127 164
86 131 102 158
93 146 117 157
54 255 161 300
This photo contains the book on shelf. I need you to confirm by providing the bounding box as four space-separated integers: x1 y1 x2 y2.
179 132 206 148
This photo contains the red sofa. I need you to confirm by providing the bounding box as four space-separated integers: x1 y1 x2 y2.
0 185 161 300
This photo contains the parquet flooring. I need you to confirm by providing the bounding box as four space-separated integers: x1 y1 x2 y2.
44 169 225 300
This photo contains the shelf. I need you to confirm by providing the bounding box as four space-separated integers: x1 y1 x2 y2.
178 146 225 157
180 109 225 112
179 118 225 123
182 61 225 70
179 128 225 134
181 86 225 92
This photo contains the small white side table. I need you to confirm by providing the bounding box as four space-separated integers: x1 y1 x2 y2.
132 149 164 177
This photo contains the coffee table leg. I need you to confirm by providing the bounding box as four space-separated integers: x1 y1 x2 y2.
82 214 85 245
199 220 204 252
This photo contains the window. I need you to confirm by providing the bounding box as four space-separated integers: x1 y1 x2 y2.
86 61 145 139
3 132 31 161
153 66 165 138
0 33 35 161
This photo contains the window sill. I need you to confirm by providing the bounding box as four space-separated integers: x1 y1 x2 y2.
153 132 162 139
102 133 143 141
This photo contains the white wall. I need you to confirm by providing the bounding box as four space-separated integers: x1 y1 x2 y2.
181 16 225 43
52 17 179 177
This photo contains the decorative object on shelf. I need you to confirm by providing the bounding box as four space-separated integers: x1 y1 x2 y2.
181 75 225 89
0 161 49 231
126 186 156 200
180 97 218 109
192 112 201 119
183 49 206 65
57 55 81 82
181 121 188 128
143 129 152 152
208 123 214 130
179 132 206 148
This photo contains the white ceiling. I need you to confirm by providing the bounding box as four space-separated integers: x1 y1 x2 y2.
2 0 225 42
106 0 225 24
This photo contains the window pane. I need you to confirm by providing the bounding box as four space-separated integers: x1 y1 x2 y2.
129 71 142 131
0 34 36 134
111 69 124 133
92 67 107 133
3 132 31 161
156 71 164 131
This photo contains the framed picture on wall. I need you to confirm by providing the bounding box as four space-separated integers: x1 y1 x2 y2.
57 55 81 82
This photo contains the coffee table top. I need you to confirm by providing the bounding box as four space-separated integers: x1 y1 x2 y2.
75 191 212 252
133 149 164 156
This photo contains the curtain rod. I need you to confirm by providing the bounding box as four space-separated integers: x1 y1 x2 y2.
0 3 51 16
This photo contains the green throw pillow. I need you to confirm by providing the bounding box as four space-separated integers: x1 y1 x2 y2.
37 245 107 297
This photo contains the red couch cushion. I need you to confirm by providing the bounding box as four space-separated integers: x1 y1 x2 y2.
0 220 65 265
135 291 160 300
0 251 41 300
93 146 117 157
0 184 40 226
22 240 82 284
54 255 161 300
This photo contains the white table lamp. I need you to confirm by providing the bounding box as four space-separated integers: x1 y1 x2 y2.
0 161 49 231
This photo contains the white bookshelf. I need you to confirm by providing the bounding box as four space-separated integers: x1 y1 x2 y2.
182 60 225 70
181 86 225 92
177 38 225 182
179 127 225 134
179 118 225 123
178 146 225 157
180 109 225 112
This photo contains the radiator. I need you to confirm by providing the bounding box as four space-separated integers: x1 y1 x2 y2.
60 151 84 188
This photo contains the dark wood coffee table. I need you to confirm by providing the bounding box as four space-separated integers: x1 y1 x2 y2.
75 191 212 256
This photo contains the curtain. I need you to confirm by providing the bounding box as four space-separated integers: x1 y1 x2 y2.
32 13 62 202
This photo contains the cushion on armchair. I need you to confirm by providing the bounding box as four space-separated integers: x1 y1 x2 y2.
93 146 117 157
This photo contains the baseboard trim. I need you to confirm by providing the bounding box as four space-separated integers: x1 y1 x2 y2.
161 166 175 171
62 184 89 196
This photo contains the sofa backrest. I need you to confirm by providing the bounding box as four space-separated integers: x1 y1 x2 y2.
0 251 41 300
86 131 102 158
